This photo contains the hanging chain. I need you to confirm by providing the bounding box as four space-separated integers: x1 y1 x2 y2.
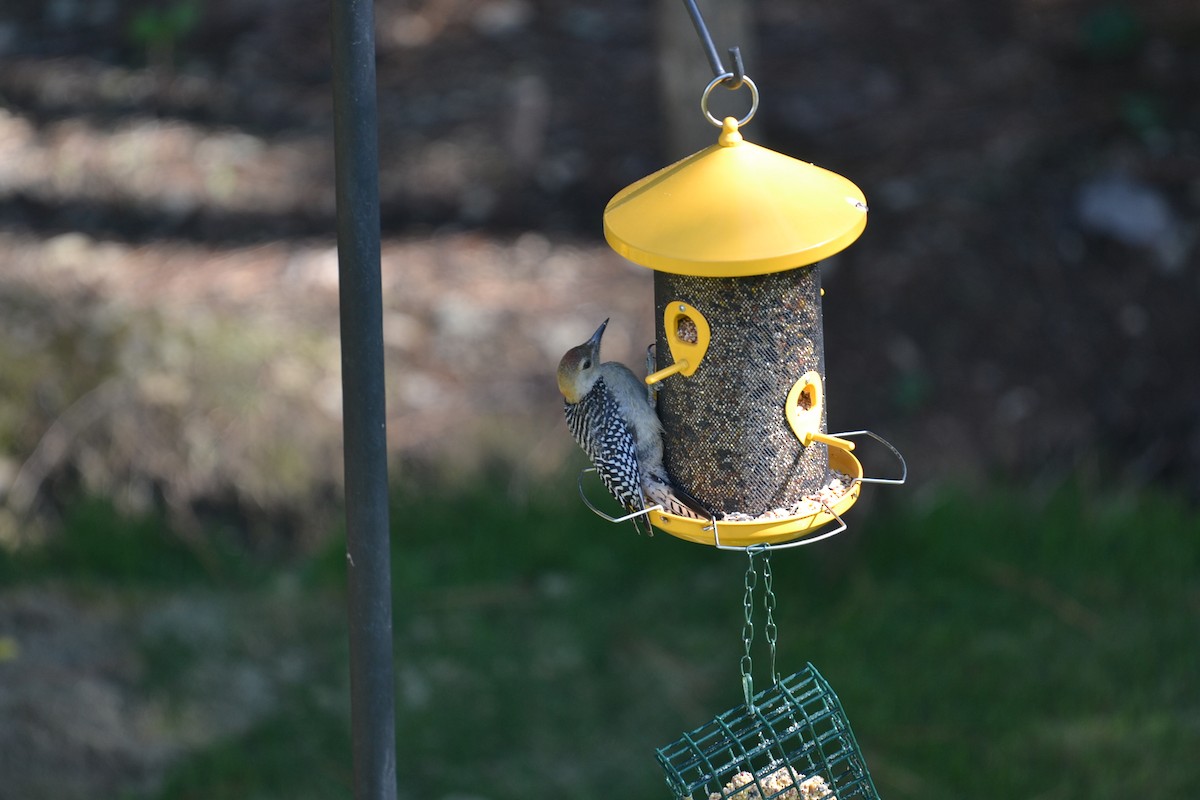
740 546 781 709
762 550 779 685
740 549 758 708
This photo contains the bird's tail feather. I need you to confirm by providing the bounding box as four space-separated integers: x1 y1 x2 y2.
644 475 711 521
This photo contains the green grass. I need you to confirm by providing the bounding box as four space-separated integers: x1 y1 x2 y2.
0 496 265 588
807 487 1200 798
146 693 352 800
5 479 1198 799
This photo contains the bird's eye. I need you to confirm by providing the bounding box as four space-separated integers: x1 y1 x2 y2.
581 359 592 369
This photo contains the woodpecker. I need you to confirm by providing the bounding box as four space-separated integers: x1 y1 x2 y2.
557 319 704 534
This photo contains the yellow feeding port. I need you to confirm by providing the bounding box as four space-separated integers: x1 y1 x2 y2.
645 301 711 385
604 117 868 278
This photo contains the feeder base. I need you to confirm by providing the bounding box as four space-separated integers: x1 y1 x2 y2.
650 446 861 547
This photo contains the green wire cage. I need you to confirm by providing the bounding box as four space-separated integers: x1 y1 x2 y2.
657 664 879 800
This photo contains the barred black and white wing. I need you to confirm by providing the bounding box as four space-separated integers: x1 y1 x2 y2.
564 376 646 516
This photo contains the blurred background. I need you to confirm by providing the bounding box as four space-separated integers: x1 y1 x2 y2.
0 0 1197 798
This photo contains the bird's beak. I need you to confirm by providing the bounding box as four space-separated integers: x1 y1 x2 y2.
587 318 608 350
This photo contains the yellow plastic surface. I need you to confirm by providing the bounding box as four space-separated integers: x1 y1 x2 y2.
645 301 711 385
604 117 867 277
785 371 855 452
651 446 863 546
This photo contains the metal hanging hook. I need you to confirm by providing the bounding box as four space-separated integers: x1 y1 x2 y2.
726 46 746 90
680 0 746 88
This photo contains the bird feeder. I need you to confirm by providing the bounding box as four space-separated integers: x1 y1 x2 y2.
602 92 902 548
572 19 909 794
658 663 880 800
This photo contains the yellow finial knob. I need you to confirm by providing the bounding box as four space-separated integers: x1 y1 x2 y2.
718 117 742 147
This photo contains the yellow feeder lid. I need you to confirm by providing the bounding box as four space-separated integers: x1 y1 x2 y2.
604 117 868 277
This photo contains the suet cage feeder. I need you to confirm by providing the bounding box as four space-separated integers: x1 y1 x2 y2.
658 663 879 800
599 114 904 549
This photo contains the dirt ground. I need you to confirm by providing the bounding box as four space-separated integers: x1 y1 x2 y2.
1 0 1199 525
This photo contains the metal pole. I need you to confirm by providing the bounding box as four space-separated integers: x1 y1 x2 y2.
679 0 745 86
329 0 397 798
680 0 725 78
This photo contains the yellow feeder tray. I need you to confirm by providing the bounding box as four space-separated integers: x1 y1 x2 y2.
651 446 863 548
604 117 868 278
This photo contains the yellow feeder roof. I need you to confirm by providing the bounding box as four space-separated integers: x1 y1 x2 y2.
604 118 868 277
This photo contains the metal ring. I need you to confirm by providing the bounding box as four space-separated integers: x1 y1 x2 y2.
704 497 848 551
576 468 663 524
701 73 758 128
828 430 908 485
